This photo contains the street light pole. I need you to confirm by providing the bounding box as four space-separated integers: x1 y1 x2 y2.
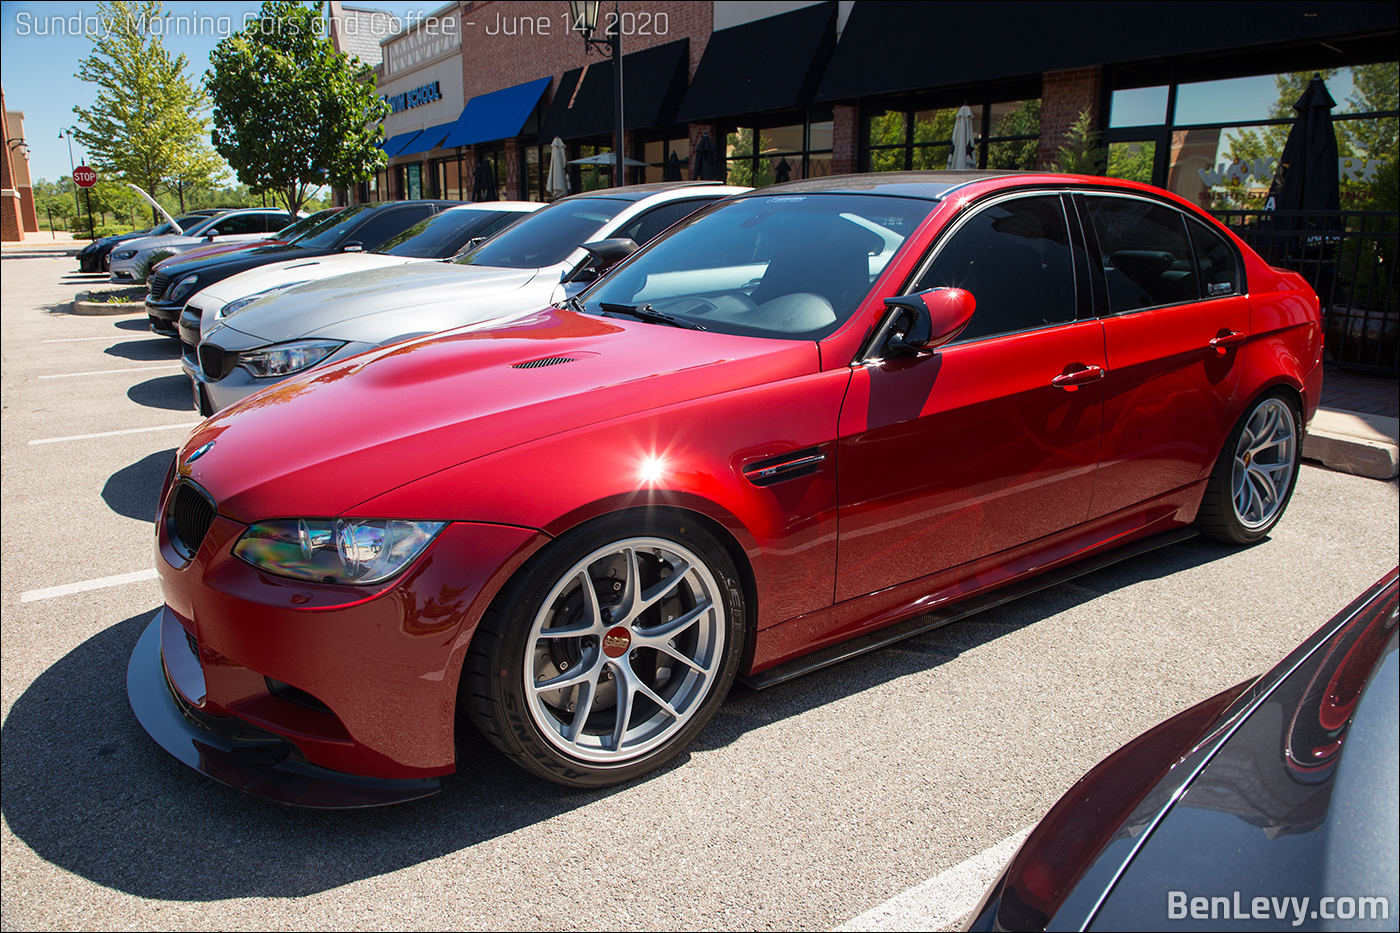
569 0 626 187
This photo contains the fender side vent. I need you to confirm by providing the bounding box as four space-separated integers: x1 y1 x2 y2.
743 446 827 487
513 356 578 369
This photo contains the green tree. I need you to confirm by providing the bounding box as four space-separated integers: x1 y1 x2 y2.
725 128 777 187
1051 109 1107 175
72 1 220 221
206 1 390 214
1107 141 1155 183
987 100 1041 170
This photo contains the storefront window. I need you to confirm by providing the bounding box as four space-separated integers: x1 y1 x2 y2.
864 98 1039 172
643 134 690 184
1107 140 1155 183
725 110 834 187
1109 86 1169 128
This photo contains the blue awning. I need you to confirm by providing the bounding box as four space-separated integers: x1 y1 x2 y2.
396 121 457 156
442 77 551 149
380 130 423 157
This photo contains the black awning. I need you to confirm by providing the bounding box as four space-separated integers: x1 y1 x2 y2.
817 1 1399 102
538 38 690 142
674 2 837 124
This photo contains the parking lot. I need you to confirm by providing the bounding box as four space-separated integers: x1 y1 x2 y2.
3 244 1397 931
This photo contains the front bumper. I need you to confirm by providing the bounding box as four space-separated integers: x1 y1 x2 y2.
128 610 441 807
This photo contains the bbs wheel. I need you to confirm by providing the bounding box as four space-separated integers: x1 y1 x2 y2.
1198 389 1301 544
464 512 744 787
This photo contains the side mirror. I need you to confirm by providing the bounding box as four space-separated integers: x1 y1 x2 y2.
881 287 976 357
203 229 219 239
581 237 639 272
342 242 364 253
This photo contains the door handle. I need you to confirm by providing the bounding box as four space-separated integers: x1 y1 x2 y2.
1051 365 1105 391
1209 330 1247 354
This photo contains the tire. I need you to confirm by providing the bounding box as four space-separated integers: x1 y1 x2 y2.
1197 389 1302 544
463 512 745 787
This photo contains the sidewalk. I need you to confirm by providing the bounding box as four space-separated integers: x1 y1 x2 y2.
1306 362 1399 481
0 231 84 254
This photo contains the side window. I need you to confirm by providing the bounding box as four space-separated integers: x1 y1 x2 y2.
1086 197 1198 312
1188 218 1242 298
618 199 717 247
353 207 433 250
913 195 1077 342
211 214 260 236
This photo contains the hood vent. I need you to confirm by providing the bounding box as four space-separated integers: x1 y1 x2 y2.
513 356 578 369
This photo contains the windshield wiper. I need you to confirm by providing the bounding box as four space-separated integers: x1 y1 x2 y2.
599 302 705 330
563 294 586 313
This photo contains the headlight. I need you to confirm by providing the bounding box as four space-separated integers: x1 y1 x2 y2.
238 339 344 378
219 280 309 319
233 518 445 585
113 249 137 261
166 275 202 303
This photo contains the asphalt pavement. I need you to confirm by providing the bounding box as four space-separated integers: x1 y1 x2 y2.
3 245 1397 932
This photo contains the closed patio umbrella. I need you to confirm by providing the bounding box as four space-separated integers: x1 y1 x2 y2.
692 133 719 181
775 157 792 183
473 160 498 201
1264 75 1341 265
663 150 683 182
546 137 569 200
948 104 977 170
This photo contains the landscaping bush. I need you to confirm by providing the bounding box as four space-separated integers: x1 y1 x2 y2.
136 249 175 282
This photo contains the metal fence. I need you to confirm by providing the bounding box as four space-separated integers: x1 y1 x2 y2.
1210 209 1399 376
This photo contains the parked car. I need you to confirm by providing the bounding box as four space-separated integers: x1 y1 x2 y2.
176 201 541 381
142 200 463 338
108 207 300 282
966 567 1398 932
75 210 221 273
188 182 745 414
152 208 343 272
129 171 1322 807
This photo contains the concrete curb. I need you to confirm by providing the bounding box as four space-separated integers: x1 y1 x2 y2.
71 291 145 315
1304 407 1400 480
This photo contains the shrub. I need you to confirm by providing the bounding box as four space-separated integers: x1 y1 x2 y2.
136 249 175 282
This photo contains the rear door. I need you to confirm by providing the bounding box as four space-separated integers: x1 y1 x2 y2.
1078 194 1249 519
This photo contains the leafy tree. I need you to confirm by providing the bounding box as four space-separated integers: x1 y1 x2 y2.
206 1 390 214
72 1 221 221
1107 141 1155 183
725 128 777 187
1051 109 1107 175
987 100 1041 170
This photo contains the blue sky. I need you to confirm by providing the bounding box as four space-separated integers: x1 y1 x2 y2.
1 1 440 186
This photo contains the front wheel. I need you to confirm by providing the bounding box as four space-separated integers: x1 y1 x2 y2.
463 513 745 787
1197 390 1301 544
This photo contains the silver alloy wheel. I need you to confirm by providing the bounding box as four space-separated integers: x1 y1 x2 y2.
1231 397 1297 530
524 536 726 763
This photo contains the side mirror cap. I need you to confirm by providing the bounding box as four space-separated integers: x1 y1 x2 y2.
203 231 218 240
882 287 976 356
581 237 639 272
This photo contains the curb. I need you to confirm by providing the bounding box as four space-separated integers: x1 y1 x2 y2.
1304 407 1400 481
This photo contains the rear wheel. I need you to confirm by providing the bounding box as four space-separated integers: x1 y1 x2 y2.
1197 390 1301 544
463 512 744 787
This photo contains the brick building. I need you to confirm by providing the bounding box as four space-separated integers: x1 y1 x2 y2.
332 1 1397 212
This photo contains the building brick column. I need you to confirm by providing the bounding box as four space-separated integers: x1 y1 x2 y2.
1 84 25 242
832 103 858 176
1037 67 1103 170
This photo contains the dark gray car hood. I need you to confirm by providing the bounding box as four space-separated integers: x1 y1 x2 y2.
217 261 544 345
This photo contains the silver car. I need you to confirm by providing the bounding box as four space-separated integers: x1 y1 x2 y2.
108 208 298 281
190 183 747 414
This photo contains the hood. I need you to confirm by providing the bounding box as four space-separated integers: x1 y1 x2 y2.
178 307 818 520
158 238 288 271
195 252 417 308
216 261 542 344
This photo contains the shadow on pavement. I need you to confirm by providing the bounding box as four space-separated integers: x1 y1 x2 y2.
114 318 151 332
102 449 176 521
106 337 182 362
0 537 1235 900
128 374 194 412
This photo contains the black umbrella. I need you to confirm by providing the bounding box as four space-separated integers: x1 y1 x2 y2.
1263 75 1340 265
691 133 719 181
663 150 683 182
775 157 792 184
472 160 498 202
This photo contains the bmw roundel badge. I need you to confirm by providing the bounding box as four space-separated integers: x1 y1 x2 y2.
185 441 215 465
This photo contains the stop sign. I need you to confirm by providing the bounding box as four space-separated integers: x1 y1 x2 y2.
73 165 97 188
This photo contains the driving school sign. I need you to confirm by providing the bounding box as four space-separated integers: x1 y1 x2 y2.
73 165 98 188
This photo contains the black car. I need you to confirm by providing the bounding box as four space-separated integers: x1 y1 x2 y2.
967 568 1399 932
143 201 463 338
75 210 221 273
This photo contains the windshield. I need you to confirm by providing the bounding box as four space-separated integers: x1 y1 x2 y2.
375 208 513 258
581 194 935 340
294 203 381 249
278 209 340 242
452 197 628 269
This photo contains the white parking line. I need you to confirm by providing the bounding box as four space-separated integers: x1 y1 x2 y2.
20 568 159 603
42 336 122 343
834 827 1031 932
39 364 182 379
29 422 199 445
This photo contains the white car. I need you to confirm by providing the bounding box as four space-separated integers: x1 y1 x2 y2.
178 201 540 375
108 208 299 282
190 183 747 415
